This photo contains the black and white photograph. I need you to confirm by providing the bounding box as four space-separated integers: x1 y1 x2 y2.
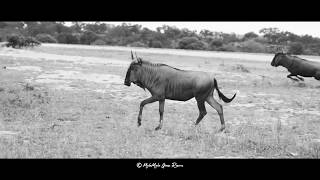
0 21 319 161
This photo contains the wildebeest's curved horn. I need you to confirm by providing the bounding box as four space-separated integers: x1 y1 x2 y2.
135 52 142 64
131 50 134 60
135 52 138 59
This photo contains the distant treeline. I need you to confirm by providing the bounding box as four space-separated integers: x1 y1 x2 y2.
1 21 320 55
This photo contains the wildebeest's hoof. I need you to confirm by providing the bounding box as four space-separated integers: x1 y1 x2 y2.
218 127 226 132
155 126 162 130
137 122 141 127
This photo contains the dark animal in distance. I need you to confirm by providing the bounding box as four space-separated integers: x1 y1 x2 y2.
271 52 320 81
124 51 237 132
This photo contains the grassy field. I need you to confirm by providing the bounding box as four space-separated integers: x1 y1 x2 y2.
0 44 320 158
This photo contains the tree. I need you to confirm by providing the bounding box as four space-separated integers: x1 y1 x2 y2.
80 31 98 44
35 34 58 43
178 37 207 50
288 42 304 55
57 33 80 44
158 25 181 40
69 22 83 33
91 39 106 45
200 29 214 38
259 27 281 44
55 22 72 34
243 32 258 40
209 39 223 50
83 22 109 34
149 40 163 48
179 28 197 38
25 22 58 36
221 33 241 43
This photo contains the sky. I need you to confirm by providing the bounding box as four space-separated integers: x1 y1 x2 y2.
65 22 320 38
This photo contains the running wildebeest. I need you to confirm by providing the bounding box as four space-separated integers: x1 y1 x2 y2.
271 52 320 81
124 51 237 132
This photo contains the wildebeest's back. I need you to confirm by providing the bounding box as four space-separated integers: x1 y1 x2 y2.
291 58 320 77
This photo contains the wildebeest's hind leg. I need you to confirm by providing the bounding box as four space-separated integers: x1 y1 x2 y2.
155 99 165 130
195 100 207 125
287 74 299 81
205 95 225 132
296 75 304 81
138 96 158 127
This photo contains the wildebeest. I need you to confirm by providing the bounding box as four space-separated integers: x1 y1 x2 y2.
124 51 236 132
271 52 320 81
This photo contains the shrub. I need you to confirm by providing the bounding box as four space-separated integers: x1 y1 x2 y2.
24 36 41 47
243 32 259 40
57 33 80 44
35 34 58 43
219 43 238 52
80 31 98 44
253 37 269 44
209 39 223 50
288 42 304 55
149 40 163 48
5 34 41 48
178 37 207 50
240 40 267 53
128 41 147 47
90 39 106 45
6 34 25 48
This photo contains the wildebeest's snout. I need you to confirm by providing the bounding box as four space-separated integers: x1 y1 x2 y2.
124 80 131 86
271 61 275 66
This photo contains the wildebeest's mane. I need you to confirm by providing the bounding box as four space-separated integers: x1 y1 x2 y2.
275 52 307 62
140 59 184 71
284 53 307 61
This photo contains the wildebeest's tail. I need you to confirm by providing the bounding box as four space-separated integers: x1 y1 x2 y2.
214 78 236 103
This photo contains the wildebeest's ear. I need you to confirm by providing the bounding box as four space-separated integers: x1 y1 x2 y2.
131 50 134 60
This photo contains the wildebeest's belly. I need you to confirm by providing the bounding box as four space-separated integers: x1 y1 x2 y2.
166 90 194 101
164 80 195 101
290 63 319 76
162 71 213 101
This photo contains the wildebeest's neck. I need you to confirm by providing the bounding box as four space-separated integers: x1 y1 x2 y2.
136 61 182 91
278 55 295 68
137 64 162 90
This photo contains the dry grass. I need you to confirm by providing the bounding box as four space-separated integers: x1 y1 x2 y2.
0 44 319 158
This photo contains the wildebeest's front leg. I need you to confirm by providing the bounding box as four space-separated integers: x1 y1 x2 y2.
155 99 165 130
287 74 299 81
138 96 158 127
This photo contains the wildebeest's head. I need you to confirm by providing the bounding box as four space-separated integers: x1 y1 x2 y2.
271 52 286 67
124 51 143 86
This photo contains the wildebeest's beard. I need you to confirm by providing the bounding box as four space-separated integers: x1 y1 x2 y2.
124 65 132 86
124 63 145 90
